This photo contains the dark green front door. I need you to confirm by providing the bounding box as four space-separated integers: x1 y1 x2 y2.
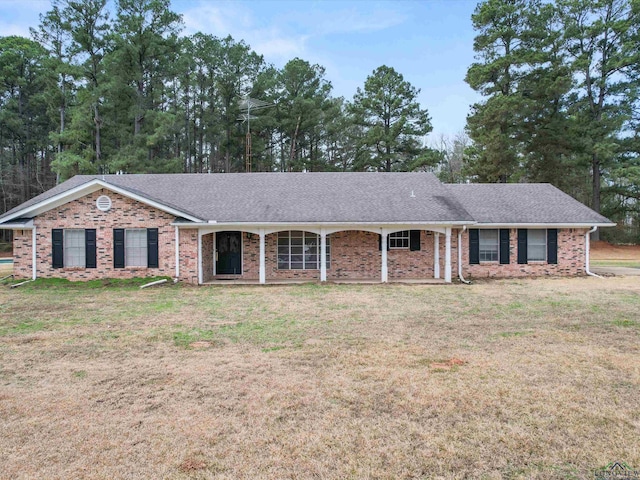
216 231 242 274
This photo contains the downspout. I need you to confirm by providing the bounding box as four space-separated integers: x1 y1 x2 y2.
458 226 471 284
32 226 37 281
174 226 180 283
585 226 603 278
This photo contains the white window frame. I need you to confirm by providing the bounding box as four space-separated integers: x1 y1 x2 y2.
64 229 85 267
389 230 410 249
527 229 547 262
479 229 499 262
277 231 330 270
125 229 148 267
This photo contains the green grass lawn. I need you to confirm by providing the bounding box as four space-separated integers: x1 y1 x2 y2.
591 259 640 268
1 277 639 479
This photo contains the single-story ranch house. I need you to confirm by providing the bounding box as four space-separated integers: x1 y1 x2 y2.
0 172 614 284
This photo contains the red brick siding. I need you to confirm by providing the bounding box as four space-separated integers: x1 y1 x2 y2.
460 228 587 278
12 230 33 279
12 189 199 282
178 229 198 283
202 233 214 282
238 230 456 281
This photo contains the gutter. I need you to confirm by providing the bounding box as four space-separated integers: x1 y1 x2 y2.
458 226 471 284
585 226 603 278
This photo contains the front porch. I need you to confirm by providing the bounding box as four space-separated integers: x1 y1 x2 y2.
188 225 460 285
203 277 449 285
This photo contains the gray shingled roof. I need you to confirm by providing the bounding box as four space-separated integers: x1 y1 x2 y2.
0 172 472 224
0 172 612 225
446 183 613 225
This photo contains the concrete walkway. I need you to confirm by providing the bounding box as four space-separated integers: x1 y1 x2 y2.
591 266 640 276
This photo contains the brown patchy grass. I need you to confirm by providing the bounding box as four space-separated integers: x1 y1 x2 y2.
591 241 640 268
1 278 639 479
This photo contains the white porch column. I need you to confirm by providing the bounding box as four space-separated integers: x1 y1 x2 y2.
381 229 388 283
32 226 37 280
434 233 440 279
259 228 266 284
444 227 452 283
174 226 180 279
197 230 203 285
320 229 327 282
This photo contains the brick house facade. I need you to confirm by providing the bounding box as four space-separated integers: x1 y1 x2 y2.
1 173 613 284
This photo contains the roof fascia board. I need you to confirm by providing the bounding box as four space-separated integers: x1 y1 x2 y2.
1 179 202 224
471 222 616 228
172 221 477 228
0 219 35 230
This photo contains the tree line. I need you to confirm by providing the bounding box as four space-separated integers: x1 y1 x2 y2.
0 0 639 242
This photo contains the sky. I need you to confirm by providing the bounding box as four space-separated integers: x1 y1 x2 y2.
0 0 483 140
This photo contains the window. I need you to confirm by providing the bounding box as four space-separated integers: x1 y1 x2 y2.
64 229 86 267
53 228 96 269
479 229 499 262
125 229 148 267
389 231 410 249
277 231 330 270
527 229 546 262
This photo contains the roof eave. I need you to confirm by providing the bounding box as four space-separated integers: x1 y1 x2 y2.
470 222 617 228
0 179 203 224
0 219 35 230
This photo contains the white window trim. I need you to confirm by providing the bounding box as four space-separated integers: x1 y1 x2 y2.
277 231 330 270
527 229 547 262
64 229 86 268
479 229 499 263
125 229 148 267
389 230 410 250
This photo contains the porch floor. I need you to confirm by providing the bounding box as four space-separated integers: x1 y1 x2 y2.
202 278 449 285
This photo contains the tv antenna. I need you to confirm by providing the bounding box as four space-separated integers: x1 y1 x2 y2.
238 96 272 172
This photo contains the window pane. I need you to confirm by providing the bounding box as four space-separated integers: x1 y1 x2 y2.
527 230 546 261
389 230 409 249
126 229 147 267
64 229 85 267
277 231 329 270
479 230 499 262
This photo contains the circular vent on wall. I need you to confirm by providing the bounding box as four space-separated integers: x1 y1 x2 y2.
96 195 112 212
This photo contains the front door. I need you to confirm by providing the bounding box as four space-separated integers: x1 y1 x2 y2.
216 231 242 274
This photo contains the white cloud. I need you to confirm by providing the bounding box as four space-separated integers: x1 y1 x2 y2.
303 7 407 36
181 2 307 64
0 21 32 38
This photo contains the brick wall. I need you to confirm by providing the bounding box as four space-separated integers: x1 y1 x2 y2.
459 228 587 278
202 233 214 282
12 195 588 284
13 189 199 282
236 230 455 281
178 229 198 284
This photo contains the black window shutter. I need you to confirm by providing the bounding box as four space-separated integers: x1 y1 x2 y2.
547 228 558 264
85 229 97 268
378 234 389 251
517 229 528 264
113 228 125 268
52 229 64 268
499 229 510 264
469 229 479 264
147 228 159 268
409 230 421 251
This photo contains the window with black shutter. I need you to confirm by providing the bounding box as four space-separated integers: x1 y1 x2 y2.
517 229 528 264
85 229 97 268
409 230 421 251
547 229 558 264
469 229 479 264
113 228 125 268
52 229 64 268
147 228 159 268
499 229 510 264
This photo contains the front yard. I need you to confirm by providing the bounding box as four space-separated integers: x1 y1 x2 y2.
1 277 639 479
